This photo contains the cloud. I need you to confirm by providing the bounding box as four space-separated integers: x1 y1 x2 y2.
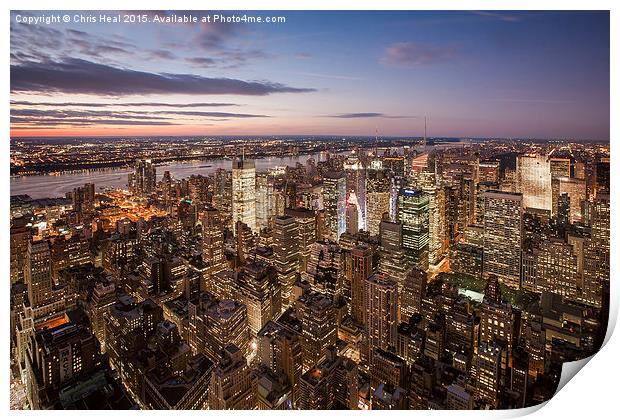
11 100 240 108
10 116 177 126
381 42 456 67
10 58 316 96
185 57 217 67
328 113 411 119
470 11 521 22
11 108 269 121
299 72 364 81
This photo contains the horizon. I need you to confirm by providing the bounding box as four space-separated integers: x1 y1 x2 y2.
10 10 610 139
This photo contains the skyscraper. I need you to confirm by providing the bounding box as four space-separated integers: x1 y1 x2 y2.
397 188 430 271
322 172 346 241
365 273 398 354
483 191 523 289
517 155 552 212
131 159 156 195
232 157 256 233
208 344 256 410
202 207 228 292
366 169 391 237
296 291 337 370
273 215 300 305
351 245 373 325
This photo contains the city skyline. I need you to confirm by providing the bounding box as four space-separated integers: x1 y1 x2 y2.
10 10 610 139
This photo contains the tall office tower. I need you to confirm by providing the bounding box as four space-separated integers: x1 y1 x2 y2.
479 161 500 183
378 219 410 296
345 199 359 234
424 186 447 265
479 298 517 363
273 215 300 305
557 193 571 226
370 348 408 393
131 159 156 194
25 240 53 308
322 172 347 241
517 155 552 211
594 159 610 195
305 240 345 299
549 157 571 178
10 217 31 285
161 170 173 201
202 207 227 292
400 268 427 322
255 172 274 232
284 207 317 274
188 294 249 362
188 174 209 205
50 235 92 279
257 320 303 408
472 341 502 409
397 188 430 271
344 153 367 230
296 291 337 370
351 245 373 325
298 347 359 410
475 181 499 224
232 261 282 335
483 191 523 289
72 182 95 221
212 168 232 228
25 321 103 409
379 218 403 252
366 169 392 237
534 238 580 299
583 193 610 308
365 273 398 354
232 157 257 234
551 177 586 223
86 280 117 351
208 344 256 410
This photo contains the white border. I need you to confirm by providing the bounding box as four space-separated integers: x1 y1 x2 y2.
2 2 617 420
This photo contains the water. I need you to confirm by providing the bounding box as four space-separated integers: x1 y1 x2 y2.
10 153 329 199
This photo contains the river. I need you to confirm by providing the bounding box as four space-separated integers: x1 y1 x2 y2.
10 153 331 199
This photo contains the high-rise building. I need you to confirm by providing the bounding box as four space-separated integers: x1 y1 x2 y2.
533 238 580 299
257 320 303 408
231 261 282 335
255 172 274 232
322 172 346 241
202 207 228 292
366 169 391 237
284 207 317 274
188 293 250 362
472 342 502 408
208 344 256 410
397 188 429 271
365 273 398 354
583 193 610 308
25 240 53 308
345 199 359 234
351 245 373 325
130 159 156 195
232 157 257 233
424 186 447 265
10 217 31 285
483 191 523 289
273 215 300 305
517 155 552 211
295 291 337 370
400 268 426 322
305 240 345 299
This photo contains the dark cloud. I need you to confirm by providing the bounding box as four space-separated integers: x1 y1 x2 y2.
11 116 177 126
328 113 411 119
381 42 457 67
11 108 269 119
149 49 177 60
185 57 217 67
11 100 240 108
10 58 316 96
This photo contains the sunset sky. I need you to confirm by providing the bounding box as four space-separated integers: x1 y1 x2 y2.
10 10 610 139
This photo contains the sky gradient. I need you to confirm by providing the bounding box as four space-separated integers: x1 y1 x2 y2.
10 10 610 139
